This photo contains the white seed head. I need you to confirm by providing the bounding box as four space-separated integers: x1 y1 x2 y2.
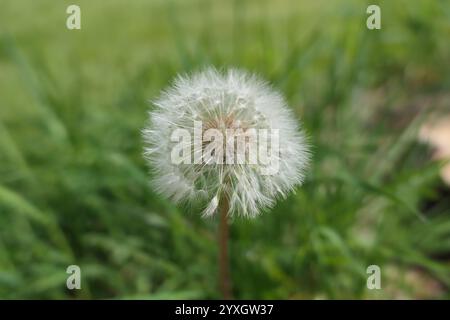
143 68 310 218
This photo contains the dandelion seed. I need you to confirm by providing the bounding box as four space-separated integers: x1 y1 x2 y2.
143 68 310 218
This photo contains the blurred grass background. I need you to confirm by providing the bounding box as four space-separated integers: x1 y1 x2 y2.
0 0 450 299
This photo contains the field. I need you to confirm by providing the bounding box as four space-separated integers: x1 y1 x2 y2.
0 0 449 299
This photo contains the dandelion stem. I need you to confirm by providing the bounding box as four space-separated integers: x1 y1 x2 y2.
219 197 232 299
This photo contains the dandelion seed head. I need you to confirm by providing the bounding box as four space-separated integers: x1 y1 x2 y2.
143 68 310 218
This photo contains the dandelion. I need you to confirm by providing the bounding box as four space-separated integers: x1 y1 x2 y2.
143 68 310 298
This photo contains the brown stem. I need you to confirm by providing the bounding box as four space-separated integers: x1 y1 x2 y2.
219 197 233 299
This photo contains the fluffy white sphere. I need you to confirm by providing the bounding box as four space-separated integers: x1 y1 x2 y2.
143 68 309 218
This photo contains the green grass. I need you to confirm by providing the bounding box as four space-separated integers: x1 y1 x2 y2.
0 0 450 299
